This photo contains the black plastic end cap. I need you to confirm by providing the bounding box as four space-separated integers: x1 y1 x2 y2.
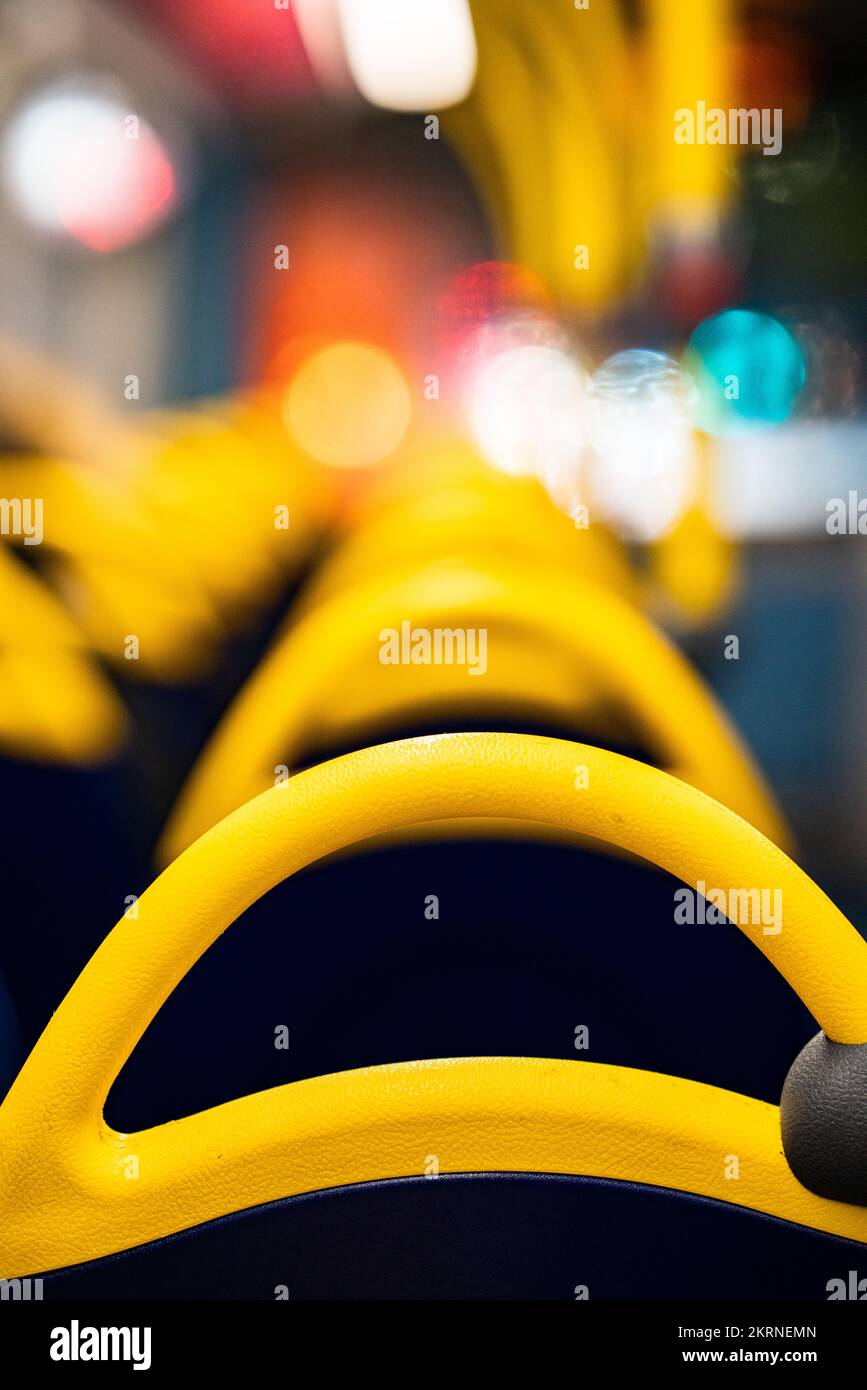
780 1030 867 1206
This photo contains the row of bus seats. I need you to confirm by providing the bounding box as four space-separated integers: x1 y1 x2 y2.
0 398 866 1299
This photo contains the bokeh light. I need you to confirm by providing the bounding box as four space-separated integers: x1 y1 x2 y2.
466 342 586 482
789 313 861 418
588 351 698 474
686 308 806 436
438 261 553 363
727 22 815 134
284 341 412 469
586 350 699 541
293 0 353 95
336 0 477 111
1 78 177 251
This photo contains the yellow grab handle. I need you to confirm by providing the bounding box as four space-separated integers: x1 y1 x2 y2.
303 470 635 612
0 395 335 680
160 556 789 860
1 732 865 1273
0 544 126 763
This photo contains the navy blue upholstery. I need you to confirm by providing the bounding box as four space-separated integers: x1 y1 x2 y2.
107 832 814 1132
38 1174 866 1300
0 569 312 1059
0 967 21 1101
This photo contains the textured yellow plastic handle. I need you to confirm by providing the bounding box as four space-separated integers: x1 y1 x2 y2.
1 732 866 1274
160 557 789 860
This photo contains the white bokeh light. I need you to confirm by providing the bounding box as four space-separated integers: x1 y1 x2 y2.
586 350 699 541
336 0 477 111
466 342 587 484
1 79 176 250
293 0 354 94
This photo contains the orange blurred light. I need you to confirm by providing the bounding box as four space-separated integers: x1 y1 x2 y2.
284 342 411 469
727 22 815 133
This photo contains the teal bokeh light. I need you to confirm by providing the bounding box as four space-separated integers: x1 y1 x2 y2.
686 309 806 436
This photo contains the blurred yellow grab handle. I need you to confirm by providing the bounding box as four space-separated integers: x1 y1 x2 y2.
160 556 790 859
